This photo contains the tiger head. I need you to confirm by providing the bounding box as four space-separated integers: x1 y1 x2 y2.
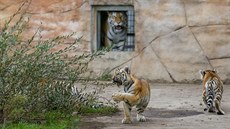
108 11 127 33
112 66 132 86
199 69 217 80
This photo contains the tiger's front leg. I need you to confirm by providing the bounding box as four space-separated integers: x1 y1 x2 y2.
112 92 140 124
112 92 140 104
112 92 124 102
112 40 126 51
122 102 132 124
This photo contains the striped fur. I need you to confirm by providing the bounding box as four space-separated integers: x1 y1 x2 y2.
103 12 127 51
112 66 151 124
199 69 225 115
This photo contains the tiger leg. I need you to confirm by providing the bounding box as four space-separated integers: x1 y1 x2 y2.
207 96 215 113
112 93 140 104
214 98 225 115
136 105 147 122
121 102 132 124
202 91 215 112
202 91 208 111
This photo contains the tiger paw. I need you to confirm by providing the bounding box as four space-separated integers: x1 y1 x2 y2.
122 118 132 124
137 114 146 122
208 107 216 113
112 93 123 102
217 111 225 115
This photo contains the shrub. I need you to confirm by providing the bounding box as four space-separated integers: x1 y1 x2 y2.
0 2 113 123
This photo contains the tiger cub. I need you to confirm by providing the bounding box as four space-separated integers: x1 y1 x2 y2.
112 66 151 124
199 69 225 115
103 11 127 51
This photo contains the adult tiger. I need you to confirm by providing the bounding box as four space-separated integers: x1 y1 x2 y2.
199 69 225 115
103 11 127 51
112 66 151 124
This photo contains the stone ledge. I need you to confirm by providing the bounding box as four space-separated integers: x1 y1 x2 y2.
89 0 133 6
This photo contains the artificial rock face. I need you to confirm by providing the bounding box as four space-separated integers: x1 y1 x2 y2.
1 0 229 83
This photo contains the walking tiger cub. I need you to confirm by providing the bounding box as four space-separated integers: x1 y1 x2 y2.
103 11 127 51
112 66 151 124
199 69 225 115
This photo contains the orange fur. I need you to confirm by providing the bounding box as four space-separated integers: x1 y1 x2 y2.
199 69 224 115
103 12 127 50
112 67 150 123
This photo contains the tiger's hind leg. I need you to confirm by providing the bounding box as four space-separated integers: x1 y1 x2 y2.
208 107 215 113
202 91 208 111
136 105 147 122
202 90 215 112
122 102 132 124
215 99 225 115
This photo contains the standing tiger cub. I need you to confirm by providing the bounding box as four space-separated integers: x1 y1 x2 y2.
199 69 225 115
112 66 151 124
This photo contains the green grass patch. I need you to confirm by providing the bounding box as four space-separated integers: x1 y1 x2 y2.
1 119 80 129
1 120 72 129
0 111 80 129
98 73 112 81
0 106 118 129
80 106 119 115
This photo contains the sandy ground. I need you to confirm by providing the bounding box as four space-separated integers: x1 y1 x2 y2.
78 83 230 129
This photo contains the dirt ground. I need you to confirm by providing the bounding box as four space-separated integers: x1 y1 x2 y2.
78 83 230 129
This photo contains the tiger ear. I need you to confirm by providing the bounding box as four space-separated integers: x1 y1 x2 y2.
213 69 218 74
115 68 120 74
107 11 112 16
199 69 205 79
124 66 130 74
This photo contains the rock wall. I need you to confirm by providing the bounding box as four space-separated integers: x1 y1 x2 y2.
0 0 230 83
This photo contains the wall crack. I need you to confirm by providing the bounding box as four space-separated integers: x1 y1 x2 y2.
182 0 188 26
209 57 230 60
188 27 214 69
109 25 187 74
150 46 177 83
189 23 230 28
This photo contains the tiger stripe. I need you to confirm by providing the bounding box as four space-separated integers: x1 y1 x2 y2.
199 69 225 115
205 80 215 111
103 12 127 51
112 66 151 124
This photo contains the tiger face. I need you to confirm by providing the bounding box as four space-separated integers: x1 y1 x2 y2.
108 12 127 33
112 67 131 86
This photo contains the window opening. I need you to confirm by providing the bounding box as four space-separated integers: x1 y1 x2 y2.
95 7 135 51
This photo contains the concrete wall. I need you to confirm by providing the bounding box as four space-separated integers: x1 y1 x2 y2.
1 0 230 83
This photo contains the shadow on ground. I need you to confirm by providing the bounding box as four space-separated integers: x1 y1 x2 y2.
78 121 106 129
145 108 203 118
78 108 203 129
